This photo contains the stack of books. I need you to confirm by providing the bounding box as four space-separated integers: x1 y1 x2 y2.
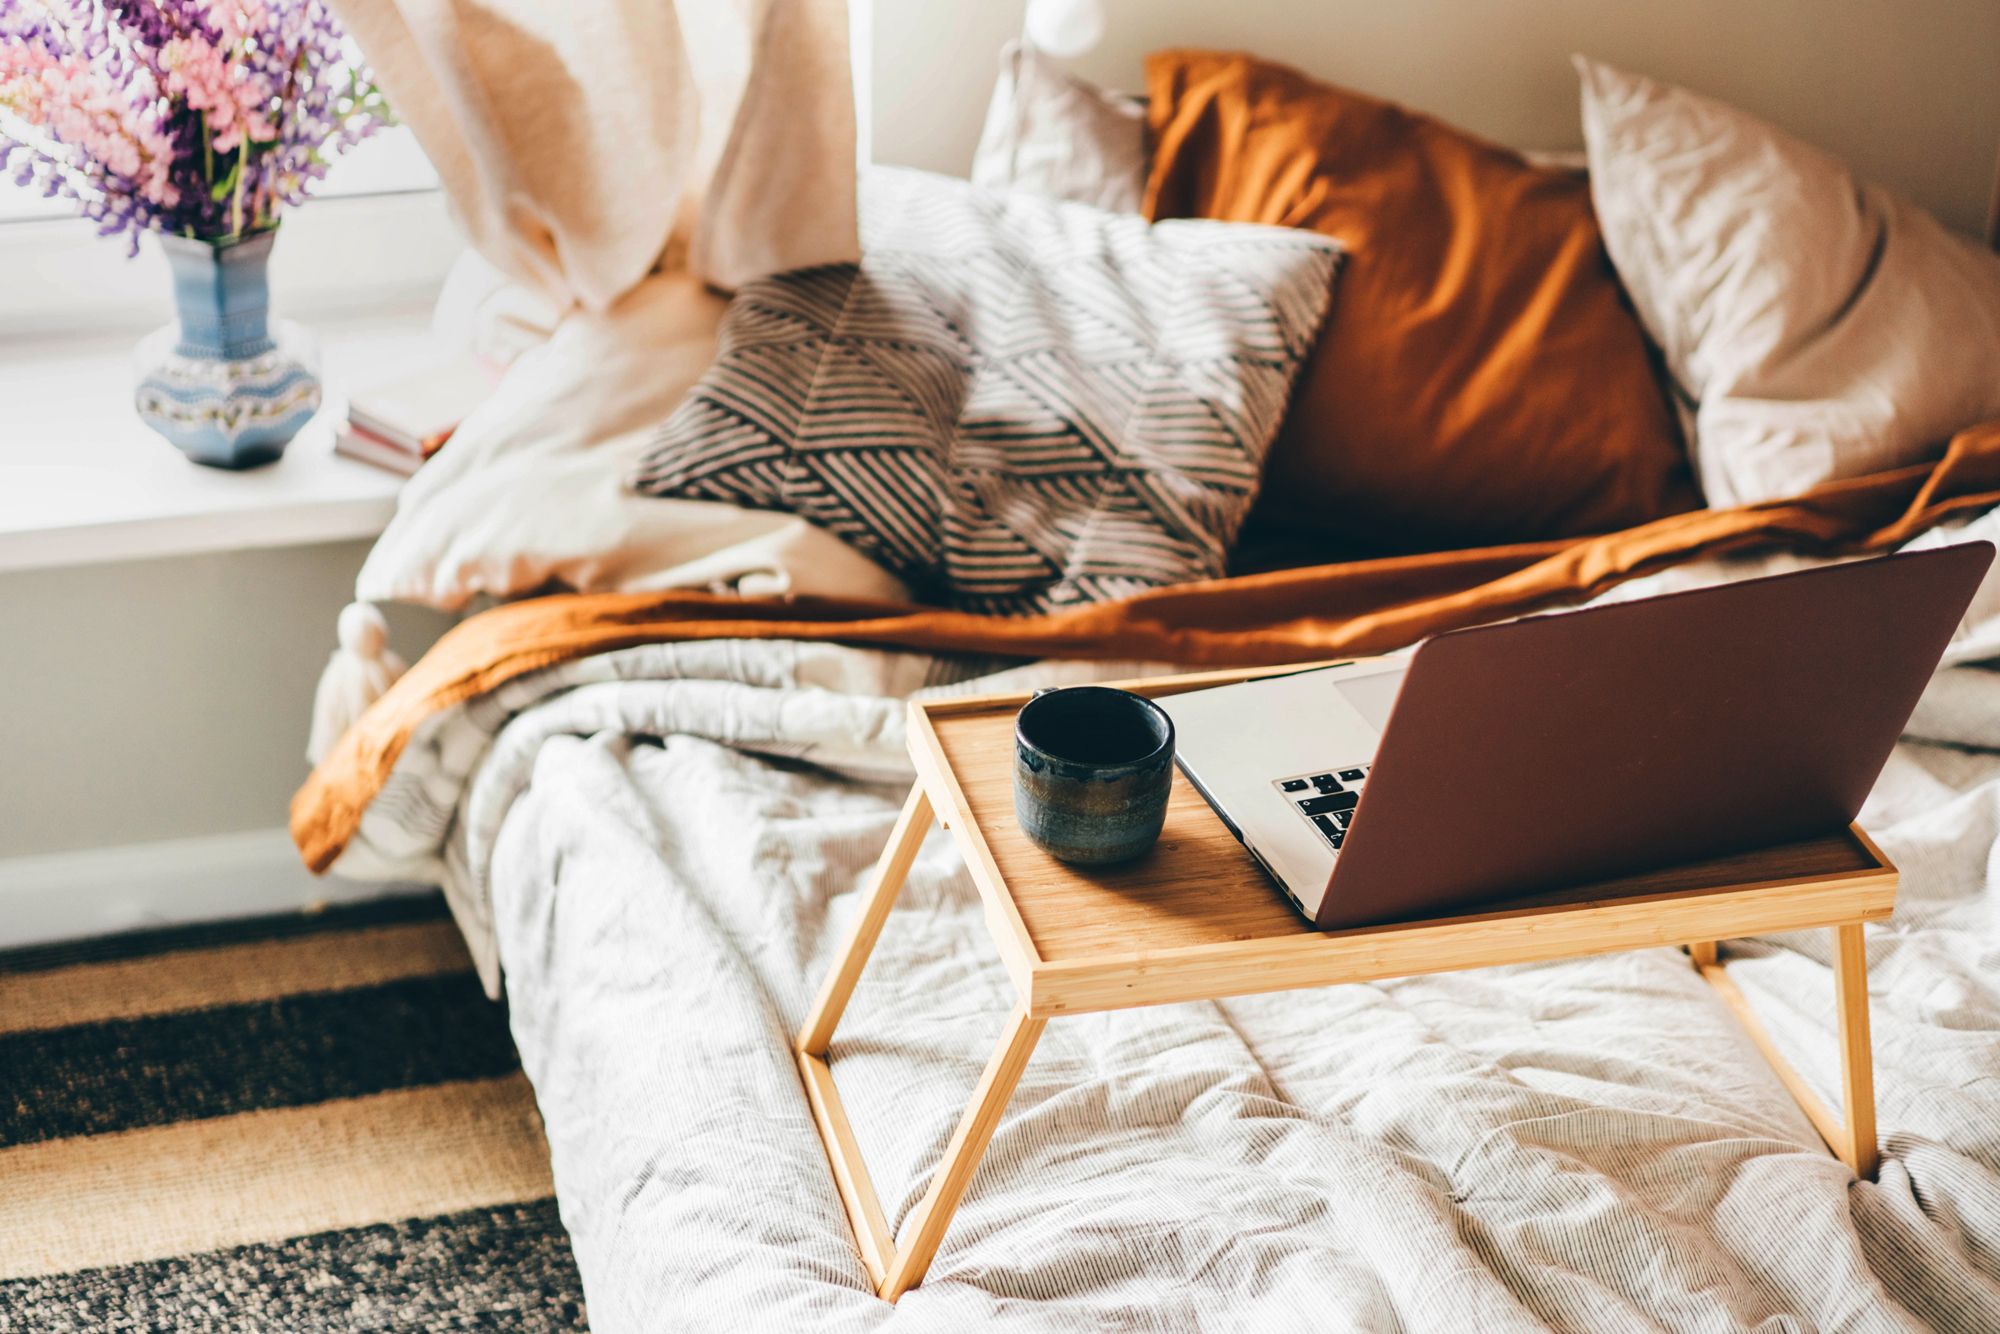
335 355 496 476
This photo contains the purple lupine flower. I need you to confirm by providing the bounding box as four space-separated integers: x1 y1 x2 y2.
0 0 388 251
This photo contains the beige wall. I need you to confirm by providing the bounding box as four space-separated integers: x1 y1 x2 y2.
0 542 448 860
869 0 2000 237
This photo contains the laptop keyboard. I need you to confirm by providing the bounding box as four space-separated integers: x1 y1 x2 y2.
1274 764 1371 851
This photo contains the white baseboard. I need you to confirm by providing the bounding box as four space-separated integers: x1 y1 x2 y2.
0 828 431 952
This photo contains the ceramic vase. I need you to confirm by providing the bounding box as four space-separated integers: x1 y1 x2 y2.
133 228 321 469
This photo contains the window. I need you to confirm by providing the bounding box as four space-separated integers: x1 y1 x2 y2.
0 125 458 336
0 123 438 225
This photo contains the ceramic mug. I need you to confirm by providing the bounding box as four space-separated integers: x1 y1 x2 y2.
1013 686 1175 865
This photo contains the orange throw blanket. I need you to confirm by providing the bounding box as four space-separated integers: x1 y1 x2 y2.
293 422 2000 874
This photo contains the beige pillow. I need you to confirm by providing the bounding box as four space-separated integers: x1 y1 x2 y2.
357 272 909 612
1577 57 2000 507
971 40 1148 213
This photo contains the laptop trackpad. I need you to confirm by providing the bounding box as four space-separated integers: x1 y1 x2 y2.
1338 671 1403 734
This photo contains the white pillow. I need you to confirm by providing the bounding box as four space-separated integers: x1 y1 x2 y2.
358 271 909 611
970 40 1148 214
1577 57 2000 507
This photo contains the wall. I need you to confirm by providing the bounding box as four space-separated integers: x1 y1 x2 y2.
0 540 451 944
0 541 448 860
869 0 2000 237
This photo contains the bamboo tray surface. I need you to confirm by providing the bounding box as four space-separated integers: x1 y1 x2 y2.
909 667 1895 1016
936 693 1878 957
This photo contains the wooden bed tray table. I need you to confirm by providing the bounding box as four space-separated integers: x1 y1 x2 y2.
794 662 1899 1301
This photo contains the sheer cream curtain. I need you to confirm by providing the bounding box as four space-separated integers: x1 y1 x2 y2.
331 0 860 311
305 0 879 767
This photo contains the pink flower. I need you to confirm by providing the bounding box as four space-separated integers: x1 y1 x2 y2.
0 0 383 247
204 0 273 47
160 34 275 153
1 46 180 208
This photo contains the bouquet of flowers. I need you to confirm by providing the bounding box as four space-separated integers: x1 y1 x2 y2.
0 0 389 253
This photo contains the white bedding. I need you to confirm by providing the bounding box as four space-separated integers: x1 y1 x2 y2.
332 509 2000 1330
355 271 910 614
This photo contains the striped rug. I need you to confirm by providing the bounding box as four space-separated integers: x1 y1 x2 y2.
0 895 587 1332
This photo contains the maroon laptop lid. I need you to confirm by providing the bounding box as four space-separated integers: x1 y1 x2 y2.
1319 543 1994 930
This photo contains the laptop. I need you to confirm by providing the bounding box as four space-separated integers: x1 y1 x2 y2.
1160 543 1994 931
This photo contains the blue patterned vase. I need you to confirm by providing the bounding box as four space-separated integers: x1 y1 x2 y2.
134 228 321 469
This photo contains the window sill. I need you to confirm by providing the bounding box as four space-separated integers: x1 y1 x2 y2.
0 307 442 573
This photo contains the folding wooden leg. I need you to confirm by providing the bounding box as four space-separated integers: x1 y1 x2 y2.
796 784 934 1286
796 783 1050 1300
877 1004 1045 1300
1689 924 1879 1178
799 784 933 1057
1831 923 1879 1178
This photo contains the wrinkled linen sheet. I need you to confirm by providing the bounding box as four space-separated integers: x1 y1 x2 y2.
336 512 2000 1331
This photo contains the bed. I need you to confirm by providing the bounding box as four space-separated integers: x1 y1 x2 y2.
298 3 2000 1328
304 527 2000 1330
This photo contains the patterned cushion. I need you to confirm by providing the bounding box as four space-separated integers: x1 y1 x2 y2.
630 167 1339 614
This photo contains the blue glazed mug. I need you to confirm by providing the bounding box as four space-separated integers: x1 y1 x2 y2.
1013 686 1175 866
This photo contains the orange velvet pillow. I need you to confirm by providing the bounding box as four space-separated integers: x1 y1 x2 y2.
1144 51 1697 551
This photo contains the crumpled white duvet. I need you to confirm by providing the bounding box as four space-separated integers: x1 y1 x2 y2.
335 511 2000 1331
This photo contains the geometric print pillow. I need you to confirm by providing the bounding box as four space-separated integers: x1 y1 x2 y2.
631 167 1340 615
